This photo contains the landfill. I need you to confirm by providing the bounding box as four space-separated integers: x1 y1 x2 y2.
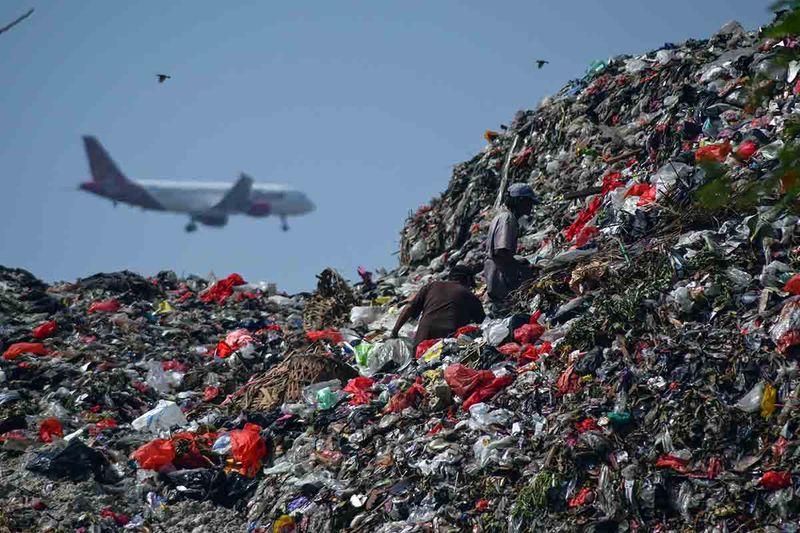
5 13 800 533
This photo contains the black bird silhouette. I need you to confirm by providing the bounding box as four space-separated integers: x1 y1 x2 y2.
156 74 171 83
535 60 549 69
0 8 34 36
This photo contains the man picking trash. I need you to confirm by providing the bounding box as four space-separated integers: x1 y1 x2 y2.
484 183 539 316
390 265 485 346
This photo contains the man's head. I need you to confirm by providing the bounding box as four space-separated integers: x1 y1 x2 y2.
447 264 476 288
505 183 539 218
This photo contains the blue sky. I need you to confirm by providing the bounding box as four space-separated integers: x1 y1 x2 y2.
0 1 770 293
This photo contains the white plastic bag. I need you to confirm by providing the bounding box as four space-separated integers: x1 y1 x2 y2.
132 400 188 432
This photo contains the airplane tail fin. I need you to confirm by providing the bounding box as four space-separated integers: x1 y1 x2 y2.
82 136 128 186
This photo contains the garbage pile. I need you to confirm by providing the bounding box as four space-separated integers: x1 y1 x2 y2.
5 15 800 533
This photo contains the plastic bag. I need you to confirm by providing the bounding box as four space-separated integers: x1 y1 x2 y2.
468 403 513 431
760 471 792 490
230 425 266 477
199 273 246 305
762 382 777 419
736 381 765 413
343 376 374 405
361 338 413 375
27 440 111 482
302 380 342 408
38 418 63 443
482 317 511 346
443 364 495 398
87 299 121 314
131 439 176 470
131 400 188 432
784 274 800 295
306 329 343 344
3 342 50 360
463 374 515 410
31 320 57 340
415 338 440 359
349 306 383 327
695 142 731 163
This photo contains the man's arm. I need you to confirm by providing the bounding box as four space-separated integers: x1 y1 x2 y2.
390 304 416 338
390 286 428 338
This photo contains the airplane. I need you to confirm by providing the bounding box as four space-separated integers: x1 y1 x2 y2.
79 136 314 232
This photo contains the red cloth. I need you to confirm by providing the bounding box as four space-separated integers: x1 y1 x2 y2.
444 364 495 397
87 300 120 314
760 471 792 490
199 273 246 305
132 439 176 470
462 374 514 410
306 329 344 344
32 320 57 340
38 418 63 443
3 342 49 360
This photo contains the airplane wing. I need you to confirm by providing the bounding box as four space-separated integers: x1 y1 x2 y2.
211 173 253 212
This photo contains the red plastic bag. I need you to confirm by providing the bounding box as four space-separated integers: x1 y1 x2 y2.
601 172 625 194
383 378 428 414
655 454 689 473
556 364 580 395
455 325 479 337
462 374 514 410
625 183 657 206
230 426 266 476
306 329 343 344
564 195 602 241
3 342 49 360
214 341 233 358
735 140 758 160
87 299 121 314
784 274 800 295
343 376 374 405
695 142 731 163
32 320 57 340
443 364 495 398
199 273 246 305
568 487 593 508
760 471 792 490
131 439 176 470
575 418 601 433
203 386 220 402
573 225 599 248
172 431 217 469
497 343 521 356
100 509 130 526
514 323 544 345
38 418 63 443
518 342 551 364
415 338 440 359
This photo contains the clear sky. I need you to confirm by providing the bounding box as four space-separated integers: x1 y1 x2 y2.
0 1 771 293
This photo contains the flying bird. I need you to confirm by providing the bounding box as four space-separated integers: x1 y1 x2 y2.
535 60 549 69
0 8 34 36
156 74 171 83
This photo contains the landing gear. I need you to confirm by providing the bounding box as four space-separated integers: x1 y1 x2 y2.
185 221 198 233
280 216 289 232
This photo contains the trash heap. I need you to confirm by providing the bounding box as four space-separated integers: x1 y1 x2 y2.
6 15 800 533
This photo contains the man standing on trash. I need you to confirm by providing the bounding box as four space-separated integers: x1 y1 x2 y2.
484 183 539 316
390 265 485 346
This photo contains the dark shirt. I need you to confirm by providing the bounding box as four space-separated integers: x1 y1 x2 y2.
408 281 485 345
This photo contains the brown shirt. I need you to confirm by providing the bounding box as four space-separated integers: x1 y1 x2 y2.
408 281 485 345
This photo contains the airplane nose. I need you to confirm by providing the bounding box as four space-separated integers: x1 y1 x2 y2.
302 194 315 214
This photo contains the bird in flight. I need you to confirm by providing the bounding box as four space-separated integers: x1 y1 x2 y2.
156 74 171 83
0 8 34 36
535 60 549 69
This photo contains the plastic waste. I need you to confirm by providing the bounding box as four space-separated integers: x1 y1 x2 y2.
131 400 188 432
